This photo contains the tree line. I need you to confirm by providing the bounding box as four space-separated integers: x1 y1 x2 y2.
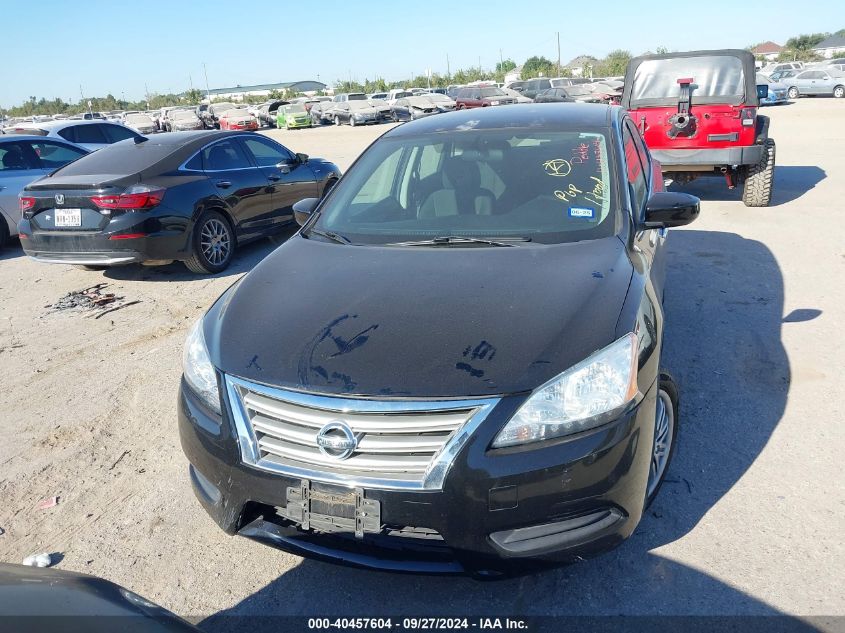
750 29 845 62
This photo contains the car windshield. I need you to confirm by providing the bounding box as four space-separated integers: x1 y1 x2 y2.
630 55 747 106
125 114 153 125
284 104 307 114
479 88 506 97
310 128 615 245
212 102 236 112
172 111 196 120
348 94 367 101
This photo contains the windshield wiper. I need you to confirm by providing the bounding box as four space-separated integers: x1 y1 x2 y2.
306 228 351 245
387 236 531 247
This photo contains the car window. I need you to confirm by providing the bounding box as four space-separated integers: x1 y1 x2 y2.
66 124 108 144
241 136 293 167
316 128 615 245
0 142 39 170
622 126 648 214
101 124 139 143
631 55 746 106
31 141 87 168
625 120 651 189
201 139 252 171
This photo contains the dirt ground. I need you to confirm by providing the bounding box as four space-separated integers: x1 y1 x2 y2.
0 101 843 627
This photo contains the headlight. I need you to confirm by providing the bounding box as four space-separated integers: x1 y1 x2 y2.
492 333 639 448
183 318 221 414
490 100 500 105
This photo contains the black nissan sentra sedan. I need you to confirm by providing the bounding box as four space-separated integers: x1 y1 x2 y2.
178 104 699 575
17 131 340 273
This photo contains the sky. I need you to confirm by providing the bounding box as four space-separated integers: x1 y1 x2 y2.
2 0 844 108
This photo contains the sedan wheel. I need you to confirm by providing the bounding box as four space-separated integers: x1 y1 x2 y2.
350 117 356 127
334 116 341 126
834 86 845 99
646 373 679 506
184 211 234 274
788 87 799 99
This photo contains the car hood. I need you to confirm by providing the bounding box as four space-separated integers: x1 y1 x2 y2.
207 235 633 398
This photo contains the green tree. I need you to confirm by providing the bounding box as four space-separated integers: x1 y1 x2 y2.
780 32 828 61
595 49 631 77
184 88 204 104
521 56 556 79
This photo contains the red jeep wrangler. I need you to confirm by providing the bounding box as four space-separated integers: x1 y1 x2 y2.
622 49 775 207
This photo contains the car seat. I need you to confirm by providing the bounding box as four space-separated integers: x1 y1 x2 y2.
419 158 494 218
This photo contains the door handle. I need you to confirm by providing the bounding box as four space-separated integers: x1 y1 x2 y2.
215 180 232 189
268 174 281 181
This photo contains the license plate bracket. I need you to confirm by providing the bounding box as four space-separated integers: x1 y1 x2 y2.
280 481 381 538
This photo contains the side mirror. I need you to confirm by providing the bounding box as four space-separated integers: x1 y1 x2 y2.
293 197 320 226
756 84 769 99
276 161 291 174
296 152 309 164
642 192 700 228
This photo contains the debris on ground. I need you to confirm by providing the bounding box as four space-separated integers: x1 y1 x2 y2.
0 526 5 536
46 283 140 319
36 496 59 510
22 553 53 568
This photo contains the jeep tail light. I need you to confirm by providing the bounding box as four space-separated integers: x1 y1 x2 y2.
741 108 756 126
91 185 165 210
19 196 36 212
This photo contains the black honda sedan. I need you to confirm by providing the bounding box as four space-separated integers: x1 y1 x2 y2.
179 104 699 575
18 131 341 273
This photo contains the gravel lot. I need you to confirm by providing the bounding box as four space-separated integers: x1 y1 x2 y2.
0 100 843 627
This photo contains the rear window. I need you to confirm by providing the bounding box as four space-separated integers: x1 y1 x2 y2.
51 142 174 176
630 55 747 106
312 128 616 245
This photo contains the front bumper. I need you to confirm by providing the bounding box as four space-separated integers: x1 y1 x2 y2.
651 144 765 169
18 209 192 266
286 119 312 129
178 377 659 575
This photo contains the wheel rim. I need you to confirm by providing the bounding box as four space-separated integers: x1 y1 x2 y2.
647 389 674 498
789 88 798 98
835 87 844 98
199 218 231 266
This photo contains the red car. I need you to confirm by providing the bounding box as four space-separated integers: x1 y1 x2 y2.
218 108 259 131
454 86 516 109
622 49 775 207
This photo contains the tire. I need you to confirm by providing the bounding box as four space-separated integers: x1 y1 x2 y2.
334 116 341 126
183 210 235 274
645 372 680 508
742 138 776 207
350 116 356 127
788 86 799 99
834 85 845 99
0 220 9 249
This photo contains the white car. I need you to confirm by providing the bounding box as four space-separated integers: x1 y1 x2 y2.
123 113 157 135
1 120 142 152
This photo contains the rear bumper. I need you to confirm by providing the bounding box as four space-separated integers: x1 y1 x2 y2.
178 377 659 575
652 145 764 169
18 211 191 265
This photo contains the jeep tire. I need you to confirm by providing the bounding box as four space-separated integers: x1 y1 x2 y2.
742 138 776 207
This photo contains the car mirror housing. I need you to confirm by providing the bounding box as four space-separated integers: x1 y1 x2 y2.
757 84 769 100
296 152 309 164
641 192 700 229
293 197 320 226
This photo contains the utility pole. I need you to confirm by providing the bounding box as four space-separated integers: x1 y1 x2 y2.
499 48 503 70
478 56 482 74
446 53 451 79
556 32 561 77
203 63 211 101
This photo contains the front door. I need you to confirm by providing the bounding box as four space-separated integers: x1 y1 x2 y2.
239 136 320 228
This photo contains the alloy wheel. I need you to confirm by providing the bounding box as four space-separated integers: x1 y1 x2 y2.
200 218 232 266
647 389 674 498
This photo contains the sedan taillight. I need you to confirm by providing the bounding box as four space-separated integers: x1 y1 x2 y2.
91 185 165 210
19 196 36 212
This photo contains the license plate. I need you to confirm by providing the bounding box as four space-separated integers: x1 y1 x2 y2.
54 208 82 227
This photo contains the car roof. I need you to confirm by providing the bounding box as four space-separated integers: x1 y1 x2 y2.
0 134 83 145
384 103 616 137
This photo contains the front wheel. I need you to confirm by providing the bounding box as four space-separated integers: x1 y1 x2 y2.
350 117 356 127
184 210 235 274
834 85 845 99
787 86 799 99
646 372 680 507
334 116 341 126
742 138 776 207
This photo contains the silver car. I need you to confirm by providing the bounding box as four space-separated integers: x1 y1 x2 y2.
0 135 88 247
1 120 143 152
785 69 845 98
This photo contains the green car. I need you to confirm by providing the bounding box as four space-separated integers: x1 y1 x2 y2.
276 104 312 130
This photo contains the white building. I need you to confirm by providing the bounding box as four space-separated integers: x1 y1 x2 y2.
813 35 845 59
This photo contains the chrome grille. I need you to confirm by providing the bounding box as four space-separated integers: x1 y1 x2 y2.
226 375 500 490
